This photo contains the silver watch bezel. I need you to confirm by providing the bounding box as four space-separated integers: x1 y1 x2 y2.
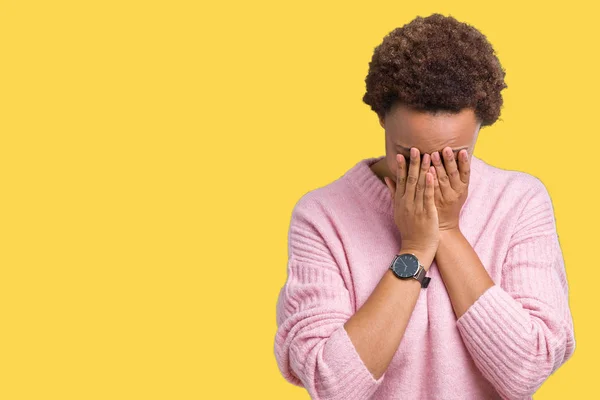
390 252 423 279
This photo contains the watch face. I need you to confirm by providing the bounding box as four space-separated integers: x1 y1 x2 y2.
391 253 419 278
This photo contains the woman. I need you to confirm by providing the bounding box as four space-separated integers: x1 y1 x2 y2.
274 13 575 400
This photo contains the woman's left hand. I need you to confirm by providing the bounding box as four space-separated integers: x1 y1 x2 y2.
429 147 471 232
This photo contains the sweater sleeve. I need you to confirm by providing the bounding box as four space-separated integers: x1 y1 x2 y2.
455 178 576 400
274 197 386 400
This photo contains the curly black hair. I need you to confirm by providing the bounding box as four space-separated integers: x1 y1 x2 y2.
362 13 508 127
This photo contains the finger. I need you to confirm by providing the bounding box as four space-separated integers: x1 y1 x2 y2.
430 166 442 205
404 147 420 205
458 149 471 185
383 176 396 201
441 147 461 189
415 153 431 214
431 150 451 200
395 153 407 196
425 171 436 213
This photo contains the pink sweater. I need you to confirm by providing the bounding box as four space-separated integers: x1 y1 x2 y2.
274 154 576 400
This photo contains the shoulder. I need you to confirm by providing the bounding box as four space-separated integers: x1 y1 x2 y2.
289 180 345 227
285 178 353 268
474 156 551 203
285 167 361 257
289 162 359 222
473 157 556 238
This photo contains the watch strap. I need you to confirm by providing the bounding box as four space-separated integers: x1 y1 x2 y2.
414 266 431 288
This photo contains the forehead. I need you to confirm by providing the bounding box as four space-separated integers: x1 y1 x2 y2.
384 104 479 153
386 103 478 130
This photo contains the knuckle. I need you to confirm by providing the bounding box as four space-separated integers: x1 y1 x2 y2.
407 175 418 185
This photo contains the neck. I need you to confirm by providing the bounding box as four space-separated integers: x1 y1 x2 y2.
370 158 392 184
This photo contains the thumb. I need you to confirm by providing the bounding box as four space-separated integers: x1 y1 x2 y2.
384 176 396 198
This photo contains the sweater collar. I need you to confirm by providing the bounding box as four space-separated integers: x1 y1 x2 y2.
344 154 483 216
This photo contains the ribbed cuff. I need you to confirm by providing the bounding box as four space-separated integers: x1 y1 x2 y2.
318 325 386 399
456 284 548 399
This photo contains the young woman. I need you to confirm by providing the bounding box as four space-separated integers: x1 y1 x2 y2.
274 13 575 400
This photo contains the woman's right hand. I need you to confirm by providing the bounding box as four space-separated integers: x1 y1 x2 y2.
383 148 440 260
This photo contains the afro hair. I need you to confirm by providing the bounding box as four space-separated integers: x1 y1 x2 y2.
362 13 508 127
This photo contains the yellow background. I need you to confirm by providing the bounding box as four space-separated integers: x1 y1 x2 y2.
0 1 595 399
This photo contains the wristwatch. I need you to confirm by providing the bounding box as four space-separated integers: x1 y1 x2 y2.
389 253 431 288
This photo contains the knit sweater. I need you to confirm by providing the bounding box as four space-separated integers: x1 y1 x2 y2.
273 154 576 400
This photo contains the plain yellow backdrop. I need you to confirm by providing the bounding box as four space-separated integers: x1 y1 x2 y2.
0 0 597 399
